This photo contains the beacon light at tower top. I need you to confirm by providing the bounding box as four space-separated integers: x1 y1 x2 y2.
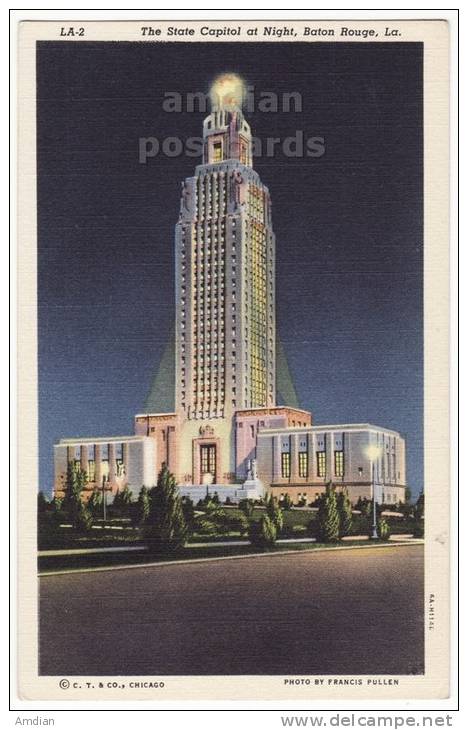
209 73 246 110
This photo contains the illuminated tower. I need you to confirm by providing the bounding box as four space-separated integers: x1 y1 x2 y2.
175 74 276 422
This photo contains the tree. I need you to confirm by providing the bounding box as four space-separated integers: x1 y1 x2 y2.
145 466 188 553
265 493 283 532
75 500 93 532
316 483 340 543
239 498 255 519
336 488 353 538
133 486 151 525
414 490 424 521
37 491 49 513
404 486 412 504
413 489 424 537
61 461 91 530
248 516 277 549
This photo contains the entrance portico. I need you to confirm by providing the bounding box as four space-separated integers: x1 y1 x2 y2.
192 426 221 485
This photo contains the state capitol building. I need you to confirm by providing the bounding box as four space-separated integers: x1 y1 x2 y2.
54 75 407 507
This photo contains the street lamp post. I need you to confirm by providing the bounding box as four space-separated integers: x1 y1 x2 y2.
102 475 108 522
366 445 382 540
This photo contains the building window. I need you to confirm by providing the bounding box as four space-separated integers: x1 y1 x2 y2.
334 450 344 477
250 424 255 439
281 452 291 479
88 460 95 481
316 451 326 478
213 142 222 162
298 451 308 478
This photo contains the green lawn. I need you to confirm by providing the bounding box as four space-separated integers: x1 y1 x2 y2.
39 507 416 551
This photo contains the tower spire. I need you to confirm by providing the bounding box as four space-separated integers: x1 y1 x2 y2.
203 74 252 166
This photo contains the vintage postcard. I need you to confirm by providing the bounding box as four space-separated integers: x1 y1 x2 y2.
17 18 450 701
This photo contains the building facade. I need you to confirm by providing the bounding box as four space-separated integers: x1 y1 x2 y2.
53 76 408 506
54 436 156 501
256 424 406 506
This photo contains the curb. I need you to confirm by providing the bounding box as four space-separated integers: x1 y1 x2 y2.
39 540 424 578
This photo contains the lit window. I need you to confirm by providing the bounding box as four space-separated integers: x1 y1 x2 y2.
334 450 344 477
298 452 308 478
213 142 222 162
316 451 326 478
281 452 291 479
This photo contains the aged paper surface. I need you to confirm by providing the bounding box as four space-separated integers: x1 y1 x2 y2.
17 19 449 700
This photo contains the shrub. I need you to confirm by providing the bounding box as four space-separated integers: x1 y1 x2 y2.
193 518 218 535
239 498 255 519
200 496 222 515
307 518 319 539
248 516 277 549
281 494 293 511
232 515 249 537
349 514 371 537
200 510 249 536
87 489 103 518
50 496 63 512
266 493 283 532
209 509 231 535
377 518 390 540
181 496 195 526
356 496 372 517
38 509 64 537
413 521 424 538
112 485 133 517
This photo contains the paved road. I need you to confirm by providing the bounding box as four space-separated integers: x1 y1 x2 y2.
39 545 424 676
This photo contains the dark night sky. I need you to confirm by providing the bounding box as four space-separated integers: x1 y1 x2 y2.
37 41 423 497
